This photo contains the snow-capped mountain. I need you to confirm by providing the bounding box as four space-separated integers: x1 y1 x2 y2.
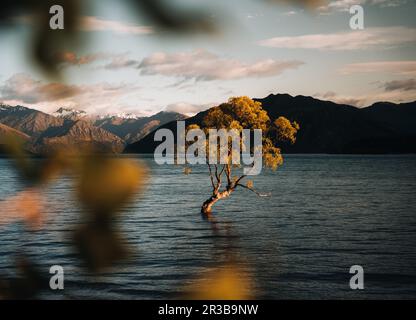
0 103 29 112
96 112 142 120
53 107 88 121
1 103 187 152
94 111 187 143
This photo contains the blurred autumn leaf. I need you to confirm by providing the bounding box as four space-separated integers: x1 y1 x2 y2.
0 188 44 229
76 157 148 216
183 263 254 300
73 156 148 272
0 256 47 299
73 221 130 272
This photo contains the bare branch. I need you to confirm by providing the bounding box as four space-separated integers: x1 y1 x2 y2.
236 183 271 197
234 175 246 186
207 164 215 190
219 164 226 177
225 163 231 186
214 164 220 182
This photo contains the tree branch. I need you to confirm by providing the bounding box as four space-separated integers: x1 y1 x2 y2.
219 164 226 177
234 175 246 185
236 183 270 197
207 164 215 190
214 164 220 182
225 163 231 186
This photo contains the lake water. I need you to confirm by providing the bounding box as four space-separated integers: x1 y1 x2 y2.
1 155 416 299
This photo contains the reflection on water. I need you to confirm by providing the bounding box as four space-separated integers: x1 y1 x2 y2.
1 155 416 299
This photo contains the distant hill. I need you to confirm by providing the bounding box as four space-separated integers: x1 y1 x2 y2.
0 104 65 137
124 94 416 154
0 122 30 141
32 120 125 154
360 101 416 136
256 94 416 153
0 123 31 155
94 111 187 144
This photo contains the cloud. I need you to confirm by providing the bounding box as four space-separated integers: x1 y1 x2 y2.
319 0 364 12
54 51 106 66
13 15 153 36
381 79 416 92
339 61 416 75
80 16 153 35
53 51 140 70
103 57 139 70
282 10 298 16
164 102 214 116
138 50 304 81
268 0 325 8
0 73 82 104
258 27 416 50
0 74 140 114
317 0 407 13
313 91 367 106
314 87 416 107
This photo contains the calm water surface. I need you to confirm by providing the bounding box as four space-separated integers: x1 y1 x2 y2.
0 155 415 299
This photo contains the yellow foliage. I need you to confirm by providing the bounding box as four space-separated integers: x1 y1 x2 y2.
200 97 297 171
246 180 254 189
203 96 269 132
184 167 192 175
186 124 200 131
274 116 299 144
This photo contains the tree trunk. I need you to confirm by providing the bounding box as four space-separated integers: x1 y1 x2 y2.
201 189 233 214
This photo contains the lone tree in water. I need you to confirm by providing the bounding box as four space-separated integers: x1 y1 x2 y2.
186 96 299 214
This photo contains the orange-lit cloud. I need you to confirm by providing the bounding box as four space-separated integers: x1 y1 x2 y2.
54 51 105 66
80 16 153 35
0 74 140 114
0 73 81 104
138 50 304 81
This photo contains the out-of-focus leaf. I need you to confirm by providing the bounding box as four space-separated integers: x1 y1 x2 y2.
73 221 129 272
128 0 216 33
0 188 44 229
76 157 147 216
183 263 254 300
0 256 46 299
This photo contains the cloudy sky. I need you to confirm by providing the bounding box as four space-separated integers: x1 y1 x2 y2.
0 0 415 116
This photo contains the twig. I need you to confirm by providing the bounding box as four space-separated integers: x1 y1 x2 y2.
236 183 271 197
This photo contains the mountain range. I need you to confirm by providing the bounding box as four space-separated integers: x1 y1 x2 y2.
1 94 416 155
0 103 186 154
125 94 416 154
